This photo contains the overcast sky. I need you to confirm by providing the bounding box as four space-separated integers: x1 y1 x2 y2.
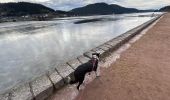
0 0 170 11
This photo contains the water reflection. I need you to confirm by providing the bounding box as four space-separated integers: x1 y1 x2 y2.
0 13 156 93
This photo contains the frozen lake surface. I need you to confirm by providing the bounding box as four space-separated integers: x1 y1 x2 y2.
0 13 158 93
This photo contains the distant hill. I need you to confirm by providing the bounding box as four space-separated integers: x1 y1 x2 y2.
0 2 55 17
56 10 69 14
160 6 170 12
0 2 156 18
69 2 153 16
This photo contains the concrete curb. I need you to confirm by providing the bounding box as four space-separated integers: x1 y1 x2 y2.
0 15 162 100
30 75 53 100
47 69 64 90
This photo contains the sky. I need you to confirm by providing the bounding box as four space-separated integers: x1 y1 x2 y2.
0 0 170 11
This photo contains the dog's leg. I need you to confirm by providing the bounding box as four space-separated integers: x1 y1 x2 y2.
95 64 101 78
95 71 97 76
77 80 83 90
95 71 100 78
77 75 85 90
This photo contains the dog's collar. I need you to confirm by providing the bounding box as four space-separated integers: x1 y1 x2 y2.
92 58 98 70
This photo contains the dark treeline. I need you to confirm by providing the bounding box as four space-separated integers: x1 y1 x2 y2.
0 2 55 17
160 6 170 12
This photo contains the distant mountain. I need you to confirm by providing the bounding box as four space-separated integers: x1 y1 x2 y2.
0 2 156 18
0 2 55 17
160 6 170 12
69 2 151 16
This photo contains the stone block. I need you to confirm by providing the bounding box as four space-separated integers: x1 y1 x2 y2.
83 51 96 58
0 93 9 100
103 44 112 49
55 64 74 83
10 83 33 100
92 48 105 55
30 75 53 100
77 55 90 64
105 41 116 47
109 39 121 46
47 70 64 90
98 45 110 51
67 59 82 70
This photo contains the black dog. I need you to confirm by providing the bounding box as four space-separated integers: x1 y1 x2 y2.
70 53 100 90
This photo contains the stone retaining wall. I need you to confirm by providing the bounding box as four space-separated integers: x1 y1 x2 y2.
0 15 162 100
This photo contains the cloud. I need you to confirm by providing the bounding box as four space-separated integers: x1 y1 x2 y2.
116 0 170 9
0 0 170 10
